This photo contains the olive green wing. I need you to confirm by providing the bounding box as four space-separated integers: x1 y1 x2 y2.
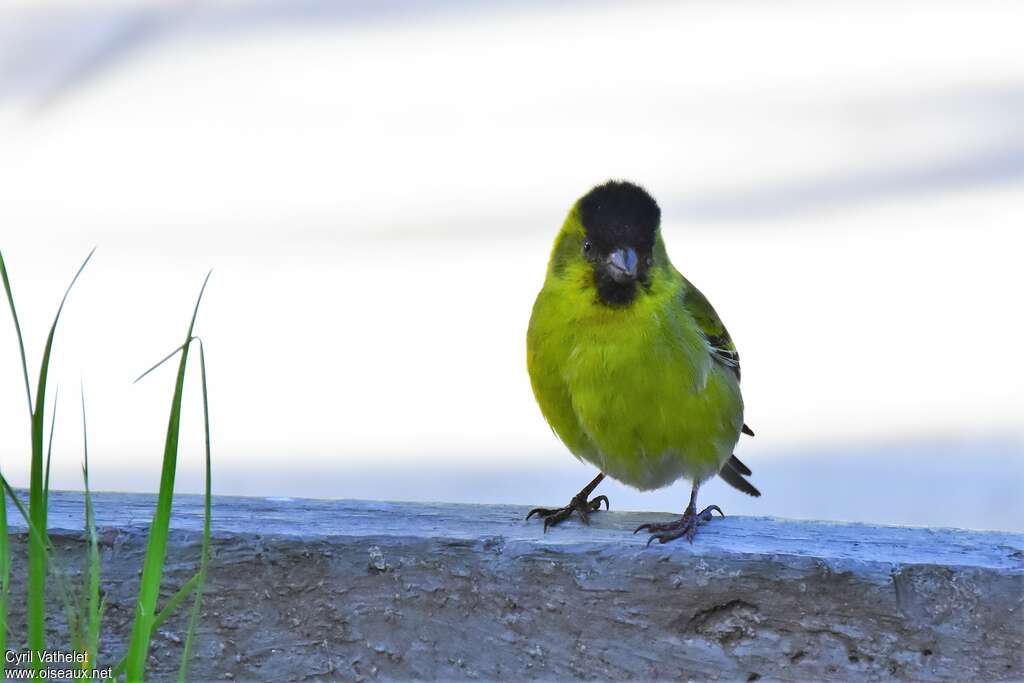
680 277 761 497
680 276 742 381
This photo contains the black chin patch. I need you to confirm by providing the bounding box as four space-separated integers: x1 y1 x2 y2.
595 274 637 307
579 181 660 255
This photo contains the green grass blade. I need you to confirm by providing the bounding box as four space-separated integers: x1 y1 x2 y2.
133 342 187 385
28 247 94 670
0 249 33 417
106 572 201 683
0 478 38 541
1 248 31 680
0 473 82 631
0 476 73 580
179 341 212 683
0 480 9 680
82 384 102 672
44 386 59 513
125 271 210 682
0 474 81 676
156 572 200 633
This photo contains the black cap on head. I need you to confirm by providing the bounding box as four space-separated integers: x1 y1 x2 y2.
579 180 660 254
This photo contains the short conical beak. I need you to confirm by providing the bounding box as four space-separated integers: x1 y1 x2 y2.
607 247 638 283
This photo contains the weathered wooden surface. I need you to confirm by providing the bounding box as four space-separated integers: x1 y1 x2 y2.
5 491 1024 681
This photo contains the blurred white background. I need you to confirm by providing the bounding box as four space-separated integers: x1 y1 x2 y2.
1 0 1022 530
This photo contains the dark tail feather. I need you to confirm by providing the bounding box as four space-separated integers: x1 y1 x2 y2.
726 454 752 476
742 424 755 437
719 457 761 497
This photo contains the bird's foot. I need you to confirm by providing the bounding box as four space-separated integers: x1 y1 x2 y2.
634 504 723 546
526 493 610 532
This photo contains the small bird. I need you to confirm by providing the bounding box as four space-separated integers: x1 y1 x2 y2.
526 180 759 544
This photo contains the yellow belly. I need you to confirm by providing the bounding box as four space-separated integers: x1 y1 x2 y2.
528 281 743 491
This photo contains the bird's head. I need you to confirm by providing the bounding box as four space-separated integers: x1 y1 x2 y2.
549 180 663 307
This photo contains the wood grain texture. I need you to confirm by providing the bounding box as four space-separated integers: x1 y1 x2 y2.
5 491 1023 681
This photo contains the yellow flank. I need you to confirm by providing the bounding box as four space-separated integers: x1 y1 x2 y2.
527 205 743 490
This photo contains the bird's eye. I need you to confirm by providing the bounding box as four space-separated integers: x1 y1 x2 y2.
583 240 592 253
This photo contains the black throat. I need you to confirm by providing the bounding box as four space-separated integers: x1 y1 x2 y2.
594 272 641 306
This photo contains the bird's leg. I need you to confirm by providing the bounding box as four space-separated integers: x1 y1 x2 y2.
526 472 609 531
634 481 723 545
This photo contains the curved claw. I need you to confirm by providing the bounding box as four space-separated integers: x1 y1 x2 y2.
526 507 554 520
697 504 724 520
528 494 610 531
636 503 725 546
